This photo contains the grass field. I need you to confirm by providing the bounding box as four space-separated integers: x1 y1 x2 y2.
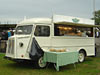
0 53 100 75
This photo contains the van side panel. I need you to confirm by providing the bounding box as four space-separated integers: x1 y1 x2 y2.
51 37 95 56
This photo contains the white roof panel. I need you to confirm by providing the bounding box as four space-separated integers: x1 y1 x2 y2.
19 18 52 25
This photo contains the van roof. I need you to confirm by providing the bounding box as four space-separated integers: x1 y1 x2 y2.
19 18 52 25
18 15 99 27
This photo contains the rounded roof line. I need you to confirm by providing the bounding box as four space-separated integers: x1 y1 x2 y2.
19 18 52 25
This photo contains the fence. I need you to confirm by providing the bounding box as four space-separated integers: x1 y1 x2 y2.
0 40 7 53
0 18 23 24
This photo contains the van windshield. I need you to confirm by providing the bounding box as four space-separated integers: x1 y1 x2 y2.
15 25 33 35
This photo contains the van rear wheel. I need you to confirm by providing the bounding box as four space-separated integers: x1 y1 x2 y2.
78 51 85 62
35 57 47 69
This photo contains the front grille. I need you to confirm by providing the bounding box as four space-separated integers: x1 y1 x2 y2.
7 39 14 54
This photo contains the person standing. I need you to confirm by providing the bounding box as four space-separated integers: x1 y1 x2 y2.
1 30 6 40
8 30 11 38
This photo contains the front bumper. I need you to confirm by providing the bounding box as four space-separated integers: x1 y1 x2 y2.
4 56 25 62
4 56 12 60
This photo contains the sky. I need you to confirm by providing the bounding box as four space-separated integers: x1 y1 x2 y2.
0 0 100 19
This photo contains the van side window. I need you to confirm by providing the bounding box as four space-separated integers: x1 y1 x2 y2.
54 25 93 37
34 25 50 36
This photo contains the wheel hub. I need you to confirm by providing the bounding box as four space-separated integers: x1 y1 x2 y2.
38 57 46 68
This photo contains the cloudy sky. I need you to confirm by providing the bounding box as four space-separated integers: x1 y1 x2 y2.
0 0 100 19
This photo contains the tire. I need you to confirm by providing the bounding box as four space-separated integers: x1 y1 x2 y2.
35 57 47 69
78 51 85 63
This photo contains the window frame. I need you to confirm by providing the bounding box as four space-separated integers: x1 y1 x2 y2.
34 25 50 37
15 25 33 35
54 24 94 37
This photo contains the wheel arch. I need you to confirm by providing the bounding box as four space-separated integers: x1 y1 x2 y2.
79 49 87 57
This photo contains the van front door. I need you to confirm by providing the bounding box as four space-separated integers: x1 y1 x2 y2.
34 25 51 52
15 25 33 59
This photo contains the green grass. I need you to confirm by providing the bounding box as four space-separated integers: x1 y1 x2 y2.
0 53 100 75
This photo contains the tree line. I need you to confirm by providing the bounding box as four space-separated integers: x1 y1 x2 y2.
92 10 100 25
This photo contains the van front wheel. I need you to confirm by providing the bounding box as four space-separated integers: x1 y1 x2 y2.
35 57 47 69
78 51 85 63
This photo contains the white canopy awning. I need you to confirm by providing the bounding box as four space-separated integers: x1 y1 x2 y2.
54 21 99 27
53 15 99 27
